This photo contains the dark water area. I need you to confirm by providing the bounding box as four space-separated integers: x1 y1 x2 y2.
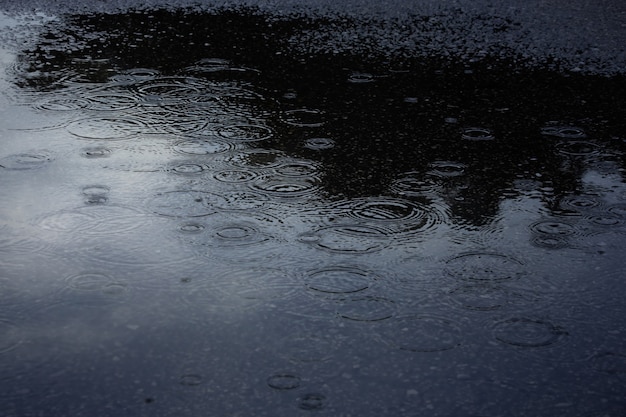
1 8 626 417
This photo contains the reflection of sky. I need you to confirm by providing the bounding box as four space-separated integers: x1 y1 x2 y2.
1 9 626 416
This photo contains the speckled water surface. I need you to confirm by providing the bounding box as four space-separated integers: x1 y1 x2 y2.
1 3 626 416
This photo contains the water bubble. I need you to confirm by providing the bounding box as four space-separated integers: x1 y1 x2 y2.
298 393 326 410
0 150 54 170
492 317 568 348
540 125 587 139
149 190 227 217
375 315 462 352
67 117 146 140
298 224 390 254
267 374 301 390
172 138 234 155
304 137 335 150
445 252 524 282
217 124 273 142
337 296 396 322
305 266 376 296
282 109 324 127
461 127 495 141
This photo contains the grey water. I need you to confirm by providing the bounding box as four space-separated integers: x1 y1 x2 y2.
1 9 626 417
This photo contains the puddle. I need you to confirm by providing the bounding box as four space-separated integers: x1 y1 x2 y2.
1 6 626 417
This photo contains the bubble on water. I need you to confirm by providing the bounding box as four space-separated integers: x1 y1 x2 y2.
298 224 390 254
305 266 377 296
427 160 467 178
34 96 89 111
445 252 525 282
590 352 626 374
304 137 335 150
375 315 462 352
0 319 22 354
67 117 146 140
298 393 326 410
529 220 577 236
461 127 495 141
149 190 227 217
540 125 587 139
213 169 258 183
281 108 324 127
179 374 203 386
172 138 234 155
0 150 54 170
85 92 139 111
556 141 600 156
81 146 112 158
492 317 568 348
217 124 273 142
267 374 301 390
337 296 396 322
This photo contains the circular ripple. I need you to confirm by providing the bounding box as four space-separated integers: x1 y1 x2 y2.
556 141 600 156
36 205 148 235
530 220 577 236
298 393 326 410
267 374 301 390
298 224 390 254
179 374 203 386
210 222 271 247
81 146 112 158
217 124 273 142
0 150 54 170
251 176 320 198
282 109 324 127
304 137 335 150
607 204 626 218
172 139 234 155
348 72 375 83
218 191 269 210
445 252 524 282
64 272 118 292
375 315 462 352
337 296 396 322
427 161 467 178
492 317 568 348
461 127 495 141
560 195 601 211
305 266 376 296
446 283 539 312
34 96 89 111
167 163 208 175
540 125 587 139
275 160 319 177
590 352 626 374
226 149 285 169
149 190 227 217
213 169 258 183
67 117 145 140
213 268 299 304
390 172 443 197
530 235 570 250
86 93 138 111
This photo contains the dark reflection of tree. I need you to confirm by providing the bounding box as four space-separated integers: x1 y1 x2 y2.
12 8 626 225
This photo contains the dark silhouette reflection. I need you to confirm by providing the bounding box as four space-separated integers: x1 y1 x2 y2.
12 8 626 225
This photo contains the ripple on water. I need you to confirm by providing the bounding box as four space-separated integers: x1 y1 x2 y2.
33 96 90 112
80 146 112 158
0 150 54 170
67 117 146 140
217 124 273 142
347 72 375 83
226 149 285 169
172 138 235 155
560 195 601 212
444 252 525 282
251 175 321 199
213 267 299 307
166 162 209 176
298 393 326 410
179 374 203 386
85 92 139 112
305 266 377 298
555 141 601 156
109 68 160 84
427 160 467 178
529 219 578 237
149 190 227 217
304 137 335 150
36 205 148 236
297 224 390 254
374 315 462 352
461 127 495 141
213 169 258 183
0 319 22 354
590 352 626 375
81 185 110 205
445 282 540 312
491 317 568 349
281 108 325 127
390 171 443 197
540 125 587 139
267 374 301 390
